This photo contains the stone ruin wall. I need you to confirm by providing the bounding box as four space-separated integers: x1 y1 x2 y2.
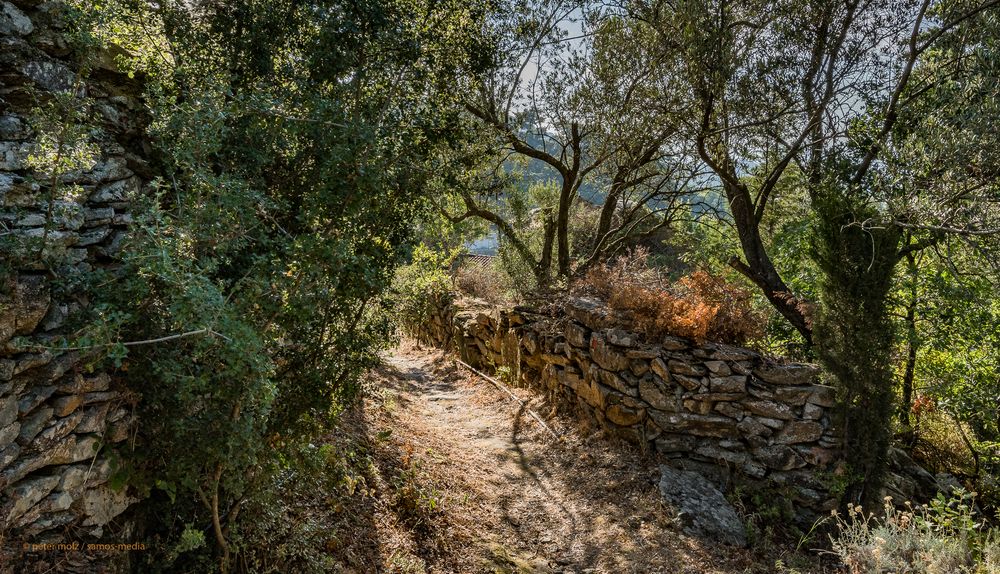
1 0 146 546
414 295 845 523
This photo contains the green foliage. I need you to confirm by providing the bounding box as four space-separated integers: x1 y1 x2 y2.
59 0 484 570
394 244 456 334
391 455 443 530
811 177 903 506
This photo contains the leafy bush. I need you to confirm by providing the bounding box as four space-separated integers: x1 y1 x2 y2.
830 491 1000 574
394 244 455 334
62 1 482 571
577 248 764 345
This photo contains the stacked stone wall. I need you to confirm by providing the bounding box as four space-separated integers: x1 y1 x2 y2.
415 295 844 520
1 0 146 547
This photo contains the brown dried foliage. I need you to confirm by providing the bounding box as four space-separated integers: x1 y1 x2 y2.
454 261 507 305
578 249 763 345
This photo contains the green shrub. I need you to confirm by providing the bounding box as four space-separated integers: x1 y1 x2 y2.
394 244 456 334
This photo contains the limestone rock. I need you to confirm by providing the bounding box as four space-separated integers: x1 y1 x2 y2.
565 321 589 348
774 386 814 406
661 336 688 351
6 474 60 522
0 395 17 427
17 384 56 414
89 176 140 203
806 385 837 408
56 374 110 396
51 394 83 417
704 360 731 376
658 465 746 546
639 377 675 411
0 3 32 37
565 298 616 330
606 403 644 426
80 485 134 527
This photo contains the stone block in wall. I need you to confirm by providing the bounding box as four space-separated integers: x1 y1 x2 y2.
79 484 135 527
565 321 589 347
753 445 807 470
648 411 740 438
661 336 688 351
705 343 758 362
628 359 648 377
55 372 110 395
0 275 50 345
639 376 677 412
668 359 705 377
4 473 60 523
704 360 731 376
806 385 837 407
35 410 83 444
590 333 629 371
1 434 100 489
606 403 644 426
744 399 796 420
16 406 51 445
753 364 820 386
597 368 637 397
709 375 746 394
76 403 111 433
773 385 815 406
694 443 747 465
605 328 637 347
690 392 744 402
0 420 18 448
0 395 17 428
17 384 55 415
682 399 714 415
794 445 839 467
774 421 824 445
714 401 743 420
803 402 824 420
565 297 616 330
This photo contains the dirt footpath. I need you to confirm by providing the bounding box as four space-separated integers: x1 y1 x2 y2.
329 340 768 573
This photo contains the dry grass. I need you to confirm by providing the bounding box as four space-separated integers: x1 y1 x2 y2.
454 261 509 306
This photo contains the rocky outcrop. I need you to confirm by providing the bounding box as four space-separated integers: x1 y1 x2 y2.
1 0 146 552
414 295 845 521
659 465 746 546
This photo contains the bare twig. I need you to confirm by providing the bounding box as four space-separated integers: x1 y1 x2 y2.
454 359 562 441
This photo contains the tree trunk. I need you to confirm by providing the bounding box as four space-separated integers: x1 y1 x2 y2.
556 180 574 277
899 272 918 428
537 210 556 285
724 182 813 344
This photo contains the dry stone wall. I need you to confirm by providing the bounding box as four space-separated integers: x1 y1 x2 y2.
415 295 845 521
1 0 145 546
